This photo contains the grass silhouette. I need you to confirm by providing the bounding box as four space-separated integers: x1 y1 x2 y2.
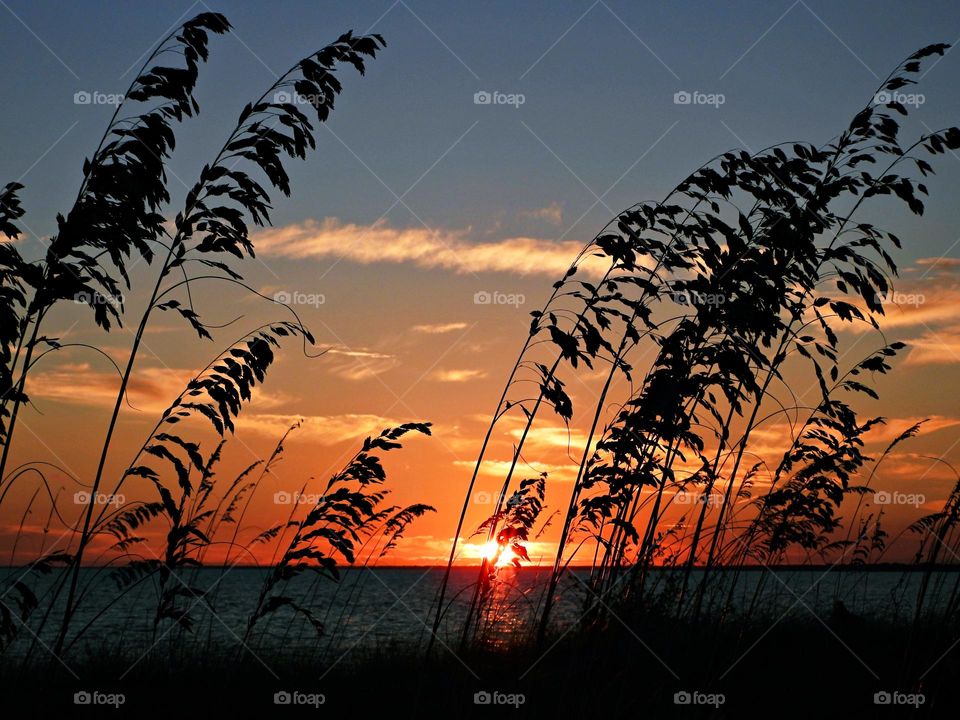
1 11 960 716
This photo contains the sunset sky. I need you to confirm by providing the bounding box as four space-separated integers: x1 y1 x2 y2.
2 0 960 565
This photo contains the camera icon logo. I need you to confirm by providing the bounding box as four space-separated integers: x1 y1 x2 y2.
74 691 92 705
74 91 91 105
474 291 492 305
274 91 294 104
474 691 492 705
673 91 692 105
874 491 891 505
874 691 892 705
474 91 492 105
274 691 292 705
473 491 492 504
674 691 692 705
874 91 891 105
273 290 292 304
74 491 90 504
274 491 292 505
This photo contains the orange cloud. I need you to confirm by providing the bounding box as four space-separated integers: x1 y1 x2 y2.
255 218 603 277
241 413 404 444
325 346 399 380
28 362 290 415
903 325 960 366
432 368 487 383
28 363 193 414
412 322 469 334
454 458 580 482
864 415 960 444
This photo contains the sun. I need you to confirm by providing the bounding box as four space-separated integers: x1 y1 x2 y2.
479 540 499 561
478 540 518 568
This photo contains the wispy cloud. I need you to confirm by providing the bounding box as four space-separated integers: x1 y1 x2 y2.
454 458 579 482
509 424 591 453
915 257 960 271
255 218 600 277
519 202 563 225
30 362 291 415
432 368 487 383
241 413 403 444
903 325 960 366
837 258 960 365
325 346 399 380
29 363 191 414
864 415 960 443
412 322 468 334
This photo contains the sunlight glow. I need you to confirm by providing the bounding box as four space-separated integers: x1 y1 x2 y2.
477 540 518 568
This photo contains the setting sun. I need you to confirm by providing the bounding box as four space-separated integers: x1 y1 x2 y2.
478 540 520 567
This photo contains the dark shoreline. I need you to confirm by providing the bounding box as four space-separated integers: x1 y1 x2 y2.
3 610 957 719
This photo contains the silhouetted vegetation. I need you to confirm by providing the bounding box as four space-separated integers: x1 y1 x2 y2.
2 14 960 716
0 13 436 661
432 42 960 710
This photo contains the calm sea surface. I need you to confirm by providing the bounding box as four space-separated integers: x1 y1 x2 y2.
3 566 955 661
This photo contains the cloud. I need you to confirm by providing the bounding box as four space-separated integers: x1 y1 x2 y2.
870 289 960 331
903 325 960 366
842 286 960 333
864 452 957 485
864 415 960 444
914 257 960 271
240 413 404 444
827 259 960 336
254 218 600 277
454 458 579 482
432 368 487 383
29 362 292 415
325 346 399 380
29 363 192 414
508 424 590 452
412 322 469 334
520 202 563 225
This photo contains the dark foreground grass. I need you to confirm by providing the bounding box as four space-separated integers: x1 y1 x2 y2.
3 610 958 719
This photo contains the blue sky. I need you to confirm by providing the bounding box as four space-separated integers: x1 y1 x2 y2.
3 0 960 262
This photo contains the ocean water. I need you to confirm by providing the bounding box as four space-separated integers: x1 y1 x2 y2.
2 566 955 662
